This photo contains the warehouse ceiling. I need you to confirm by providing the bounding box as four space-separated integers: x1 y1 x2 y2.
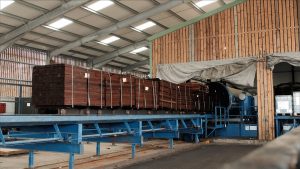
0 0 234 74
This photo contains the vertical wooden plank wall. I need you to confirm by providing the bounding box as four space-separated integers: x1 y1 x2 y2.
151 0 300 140
0 46 87 98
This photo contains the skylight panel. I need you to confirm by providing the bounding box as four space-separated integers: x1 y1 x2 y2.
130 47 148 54
195 0 217 8
0 0 14 10
134 21 156 31
98 36 120 45
47 18 73 30
86 0 114 11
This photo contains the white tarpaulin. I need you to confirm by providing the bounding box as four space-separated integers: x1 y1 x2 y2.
267 52 300 68
156 52 300 87
157 57 257 87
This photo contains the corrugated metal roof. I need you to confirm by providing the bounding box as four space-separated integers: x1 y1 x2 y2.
0 0 232 74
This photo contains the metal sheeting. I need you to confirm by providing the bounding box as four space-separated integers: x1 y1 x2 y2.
0 0 234 73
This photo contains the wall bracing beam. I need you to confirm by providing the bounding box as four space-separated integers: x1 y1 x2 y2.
50 0 190 57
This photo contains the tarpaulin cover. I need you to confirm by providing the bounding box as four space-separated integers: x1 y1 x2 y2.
267 52 300 68
156 57 257 87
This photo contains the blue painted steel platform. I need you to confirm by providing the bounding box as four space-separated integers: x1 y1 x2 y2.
0 114 209 169
275 115 300 137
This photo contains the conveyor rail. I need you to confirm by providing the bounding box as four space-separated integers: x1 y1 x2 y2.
0 114 210 169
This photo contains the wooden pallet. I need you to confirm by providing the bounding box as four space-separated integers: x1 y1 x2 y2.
0 148 28 156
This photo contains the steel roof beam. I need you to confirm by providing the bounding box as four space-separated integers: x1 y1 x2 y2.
122 59 149 72
50 0 190 57
189 2 206 14
0 0 89 46
150 0 186 22
93 40 148 68
80 6 151 37
113 1 169 30
0 12 140 63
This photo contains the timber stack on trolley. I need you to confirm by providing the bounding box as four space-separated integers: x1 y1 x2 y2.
32 64 211 112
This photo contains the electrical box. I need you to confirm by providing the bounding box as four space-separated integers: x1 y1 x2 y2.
0 103 6 113
275 95 293 115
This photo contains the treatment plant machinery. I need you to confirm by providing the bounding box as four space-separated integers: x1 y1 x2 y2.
0 80 258 169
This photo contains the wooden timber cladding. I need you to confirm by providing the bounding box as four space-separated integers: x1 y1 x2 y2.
151 0 300 141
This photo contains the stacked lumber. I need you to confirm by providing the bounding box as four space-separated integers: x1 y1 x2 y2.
105 73 121 108
32 64 88 107
0 103 5 113
158 80 177 110
88 69 107 108
190 83 211 112
176 84 185 111
135 79 158 109
32 64 213 112
177 83 193 111
120 75 136 108
0 149 28 156
105 73 136 108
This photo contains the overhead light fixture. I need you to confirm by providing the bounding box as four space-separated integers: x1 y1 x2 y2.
0 0 14 10
98 36 120 45
134 21 156 31
46 18 73 30
195 0 217 8
130 47 148 54
86 0 114 11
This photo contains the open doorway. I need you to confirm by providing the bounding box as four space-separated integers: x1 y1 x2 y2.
273 62 300 136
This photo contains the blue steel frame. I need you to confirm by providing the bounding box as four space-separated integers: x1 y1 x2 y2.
0 114 208 169
275 115 300 137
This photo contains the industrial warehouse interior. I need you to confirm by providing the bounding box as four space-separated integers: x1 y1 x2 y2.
0 0 300 169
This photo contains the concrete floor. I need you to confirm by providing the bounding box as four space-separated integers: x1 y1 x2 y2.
119 144 260 169
0 140 260 169
0 140 203 169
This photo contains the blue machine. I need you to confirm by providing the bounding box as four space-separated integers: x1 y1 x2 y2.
240 96 255 116
207 82 258 138
0 114 209 169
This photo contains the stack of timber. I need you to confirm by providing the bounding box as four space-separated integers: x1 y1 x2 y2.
177 83 193 111
177 82 207 111
88 69 107 108
158 80 177 110
120 75 136 108
135 79 158 109
32 64 88 107
32 64 212 112
191 83 211 112
105 73 136 108
105 73 121 108
0 149 28 156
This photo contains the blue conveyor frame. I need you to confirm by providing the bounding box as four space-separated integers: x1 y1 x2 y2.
0 114 210 169
275 115 300 137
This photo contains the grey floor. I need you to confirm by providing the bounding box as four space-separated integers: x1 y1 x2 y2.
120 144 259 169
